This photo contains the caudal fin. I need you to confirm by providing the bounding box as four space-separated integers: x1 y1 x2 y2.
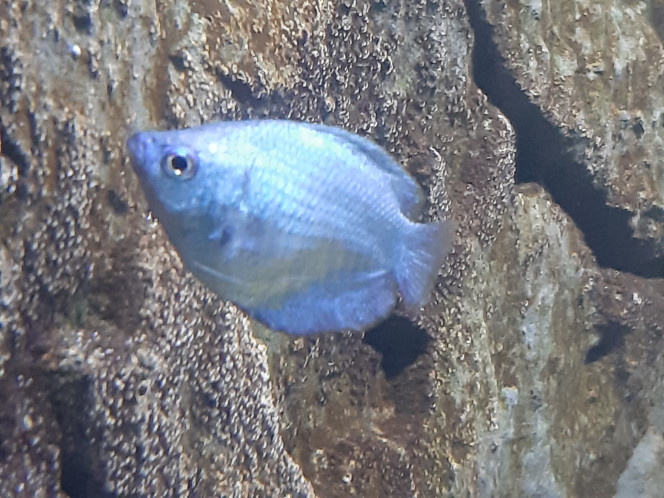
395 219 454 313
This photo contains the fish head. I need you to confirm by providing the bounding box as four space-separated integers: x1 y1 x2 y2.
127 128 217 221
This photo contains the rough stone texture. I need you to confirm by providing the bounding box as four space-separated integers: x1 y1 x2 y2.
474 0 664 495
1 0 663 497
0 1 315 496
479 0 664 274
616 428 664 498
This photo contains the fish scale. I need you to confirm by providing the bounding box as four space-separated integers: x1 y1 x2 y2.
247 169 377 258
250 144 399 256
128 119 453 335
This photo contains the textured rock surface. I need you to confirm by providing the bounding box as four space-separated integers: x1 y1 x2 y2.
0 0 663 497
473 0 664 495
616 428 664 498
478 0 664 275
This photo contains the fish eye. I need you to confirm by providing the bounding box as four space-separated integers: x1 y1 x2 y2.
161 151 197 180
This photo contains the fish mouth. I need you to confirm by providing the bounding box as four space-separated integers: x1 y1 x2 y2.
127 132 146 164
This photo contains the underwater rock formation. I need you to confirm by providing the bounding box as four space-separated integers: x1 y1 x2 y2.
475 0 664 276
0 0 662 496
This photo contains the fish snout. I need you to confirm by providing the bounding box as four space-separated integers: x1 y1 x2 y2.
127 132 148 165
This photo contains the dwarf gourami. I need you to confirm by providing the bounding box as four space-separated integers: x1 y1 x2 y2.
127 120 453 335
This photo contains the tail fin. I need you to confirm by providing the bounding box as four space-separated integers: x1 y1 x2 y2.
395 219 454 313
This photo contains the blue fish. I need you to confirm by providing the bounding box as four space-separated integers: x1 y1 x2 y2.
127 120 453 335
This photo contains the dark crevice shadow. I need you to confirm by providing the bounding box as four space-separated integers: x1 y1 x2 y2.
464 0 663 278
216 71 257 106
363 316 432 380
0 124 31 176
585 321 632 364
45 372 111 498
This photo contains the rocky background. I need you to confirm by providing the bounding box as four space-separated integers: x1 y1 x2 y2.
0 0 663 496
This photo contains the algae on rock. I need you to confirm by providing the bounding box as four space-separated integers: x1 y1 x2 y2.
1 0 663 496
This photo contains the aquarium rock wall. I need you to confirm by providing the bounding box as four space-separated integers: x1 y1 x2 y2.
0 0 663 496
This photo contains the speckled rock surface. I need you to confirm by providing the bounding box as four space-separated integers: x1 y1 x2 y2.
1 0 663 497
472 0 664 494
478 0 664 274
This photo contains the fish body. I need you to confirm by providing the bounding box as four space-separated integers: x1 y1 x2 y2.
127 120 452 335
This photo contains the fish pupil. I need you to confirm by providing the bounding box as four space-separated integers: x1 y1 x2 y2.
170 155 189 175
162 151 197 179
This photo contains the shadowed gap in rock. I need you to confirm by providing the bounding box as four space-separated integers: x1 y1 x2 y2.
585 321 632 364
0 123 30 176
47 372 111 498
463 0 664 278
363 316 431 379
